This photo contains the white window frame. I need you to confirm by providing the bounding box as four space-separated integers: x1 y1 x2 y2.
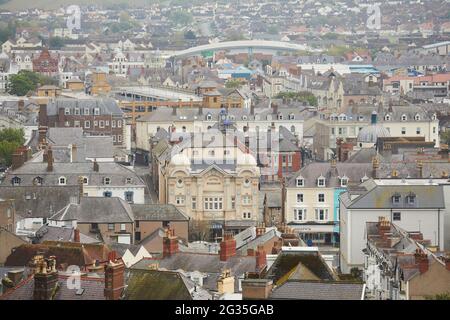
294 208 306 221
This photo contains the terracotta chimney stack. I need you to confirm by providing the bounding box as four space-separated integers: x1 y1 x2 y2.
104 252 125 300
256 223 266 237
46 146 53 172
414 249 429 274
33 256 58 300
219 232 236 261
73 228 80 243
255 245 267 273
163 228 179 258
71 144 77 163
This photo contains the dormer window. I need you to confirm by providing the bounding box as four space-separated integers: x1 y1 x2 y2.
385 114 391 121
59 177 67 185
317 176 325 187
33 176 43 186
64 108 70 115
340 176 348 187
277 113 283 120
206 113 212 121
296 177 304 187
414 114 421 121
84 108 89 115
431 114 437 121
94 108 100 115
103 177 111 185
406 192 416 205
401 114 407 121
12 176 21 186
289 113 295 120
392 193 401 204
126 177 133 184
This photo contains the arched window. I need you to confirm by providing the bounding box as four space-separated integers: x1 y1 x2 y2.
12 176 21 186
59 177 67 185
33 177 43 186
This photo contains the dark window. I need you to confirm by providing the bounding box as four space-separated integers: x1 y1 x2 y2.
163 221 170 228
135 232 141 242
104 191 112 197
125 191 134 203
91 223 99 230
393 212 401 221
135 220 140 228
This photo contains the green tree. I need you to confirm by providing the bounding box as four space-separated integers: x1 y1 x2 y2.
8 70 56 96
49 37 65 49
169 10 193 27
441 130 450 146
184 30 196 40
0 128 25 166
225 79 244 89
276 91 318 107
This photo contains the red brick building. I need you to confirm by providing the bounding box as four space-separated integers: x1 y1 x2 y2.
32 48 59 76
39 98 126 145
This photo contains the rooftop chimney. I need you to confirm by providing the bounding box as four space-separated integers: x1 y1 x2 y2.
70 144 77 163
372 156 379 179
163 228 179 258
217 269 234 295
33 256 58 300
256 223 266 237
242 279 273 300
255 245 267 273
219 232 236 261
73 228 80 243
38 126 48 145
11 148 26 170
104 252 125 300
414 249 429 274
78 176 84 199
417 161 423 179
46 146 53 172
93 159 99 172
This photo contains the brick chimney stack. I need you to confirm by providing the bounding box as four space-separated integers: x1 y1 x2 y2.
33 255 58 300
220 232 236 261
38 126 48 145
11 147 26 170
104 251 125 300
46 146 54 172
73 228 80 243
70 144 77 163
417 160 424 179
163 228 179 258
242 279 273 300
255 245 267 273
414 249 429 274
256 223 266 237
372 156 379 179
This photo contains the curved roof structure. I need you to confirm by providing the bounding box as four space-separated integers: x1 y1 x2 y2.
172 40 317 58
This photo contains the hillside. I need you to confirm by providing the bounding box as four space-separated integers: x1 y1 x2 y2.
0 0 160 10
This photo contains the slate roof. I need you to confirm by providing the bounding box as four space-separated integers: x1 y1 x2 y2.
46 98 123 116
343 184 445 209
270 280 364 300
50 197 134 223
123 269 193 300
4 242 110 268
0 186 79 218
287 162 373 188
266 250 336 285
131 204 189 221
5 162 145 187
0 274 106 300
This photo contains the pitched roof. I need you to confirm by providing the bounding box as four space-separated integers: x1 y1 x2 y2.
123 269 193 300
270 280 364 300
50 197 134 223
131 204 189 221
343 184 445 209
4 242 110 268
